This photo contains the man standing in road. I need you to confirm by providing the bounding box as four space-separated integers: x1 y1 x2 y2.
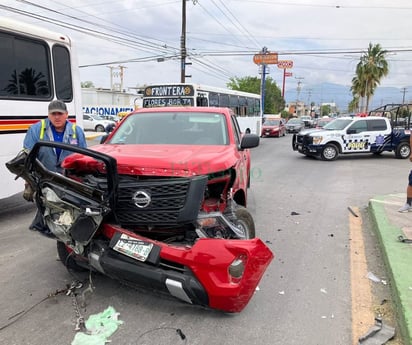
22 100 87 232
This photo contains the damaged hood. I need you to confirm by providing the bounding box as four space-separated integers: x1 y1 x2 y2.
64 144 239 176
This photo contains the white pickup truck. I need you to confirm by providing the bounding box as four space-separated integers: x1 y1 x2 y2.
292 116 411 161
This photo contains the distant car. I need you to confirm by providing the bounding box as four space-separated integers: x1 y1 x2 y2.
315 117 333 129
300 116 314 128
101 114 120 122
83 114 116 132
285 118 304 133
261 118 286 137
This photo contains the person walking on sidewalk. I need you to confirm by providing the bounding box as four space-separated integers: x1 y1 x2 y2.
22 100 87 233
398 134 412 212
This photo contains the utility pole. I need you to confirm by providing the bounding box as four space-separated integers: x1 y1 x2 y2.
295 77 304 115
259 47 268 115
401 87 408 104
119 65 126 92
180 0 187 83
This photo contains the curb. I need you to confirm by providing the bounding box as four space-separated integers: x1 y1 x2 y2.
369 195 412 345
85 132 106 141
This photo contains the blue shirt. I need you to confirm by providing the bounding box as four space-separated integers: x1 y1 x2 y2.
23 118 87 173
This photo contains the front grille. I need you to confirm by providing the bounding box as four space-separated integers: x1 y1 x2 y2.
295 134 304 144
296 134 313 145
114 175 207 227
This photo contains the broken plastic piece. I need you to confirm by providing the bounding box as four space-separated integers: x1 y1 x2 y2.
71 306 123 345
358 318 395 344
366 272 381 283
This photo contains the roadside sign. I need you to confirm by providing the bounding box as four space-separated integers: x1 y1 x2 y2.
253 52 278 65
277 60 293 69
285 72 293 77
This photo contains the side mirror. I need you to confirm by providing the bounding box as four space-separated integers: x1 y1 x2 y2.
240 134 259 149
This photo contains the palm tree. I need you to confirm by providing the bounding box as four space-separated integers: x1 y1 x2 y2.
352 43 389 112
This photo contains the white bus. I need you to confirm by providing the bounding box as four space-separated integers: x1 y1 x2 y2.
142 83 262 135
0 17 83 198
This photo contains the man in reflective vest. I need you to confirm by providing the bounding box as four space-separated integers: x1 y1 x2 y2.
23 100 87 174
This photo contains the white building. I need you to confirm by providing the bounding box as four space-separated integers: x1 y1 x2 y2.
82 88 143 116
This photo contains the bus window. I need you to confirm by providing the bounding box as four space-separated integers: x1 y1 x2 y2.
53 45 73 101
209 92 219 106
196 96 208 107
0 32 51 98
220 94 229 107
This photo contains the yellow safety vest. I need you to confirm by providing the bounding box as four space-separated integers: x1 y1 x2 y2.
40 119 76 140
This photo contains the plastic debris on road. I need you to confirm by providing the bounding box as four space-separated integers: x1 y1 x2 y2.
366 272 387 285
71 306 123 345
358 318 395 345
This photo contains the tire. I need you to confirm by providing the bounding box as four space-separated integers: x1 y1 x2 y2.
321 144 339 161
232 205 255 239
95 125 105 132
395 142 410 159
57 241 86 271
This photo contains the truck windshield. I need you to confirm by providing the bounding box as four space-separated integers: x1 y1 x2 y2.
323 119 353 130
109 111 229 145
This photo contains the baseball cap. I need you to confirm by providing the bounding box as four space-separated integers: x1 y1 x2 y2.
48 100 67 113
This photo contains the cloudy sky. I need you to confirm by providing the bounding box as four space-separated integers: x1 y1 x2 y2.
2 0 412 104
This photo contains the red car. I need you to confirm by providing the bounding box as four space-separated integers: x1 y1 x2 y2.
9 107 274 313
261 117 286 137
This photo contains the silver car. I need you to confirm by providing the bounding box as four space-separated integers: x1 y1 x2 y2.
83 114 116 132
285 118 304 133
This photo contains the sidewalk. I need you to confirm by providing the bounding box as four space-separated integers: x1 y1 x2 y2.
369 193 412 345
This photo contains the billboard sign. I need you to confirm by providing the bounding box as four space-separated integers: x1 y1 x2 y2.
253 52 278 65
277 60 294 69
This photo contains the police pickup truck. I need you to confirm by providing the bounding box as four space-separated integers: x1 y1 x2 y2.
292 116 411 161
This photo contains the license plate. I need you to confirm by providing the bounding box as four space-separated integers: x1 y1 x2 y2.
113 234 153 262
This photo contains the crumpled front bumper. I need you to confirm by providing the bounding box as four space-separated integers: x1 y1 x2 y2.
95 224 274 313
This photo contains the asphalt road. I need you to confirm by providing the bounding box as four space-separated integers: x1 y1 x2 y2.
0 134 408 345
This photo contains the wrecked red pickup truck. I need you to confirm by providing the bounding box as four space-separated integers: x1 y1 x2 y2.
7 106 274 313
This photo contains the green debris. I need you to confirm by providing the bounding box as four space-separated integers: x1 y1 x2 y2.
71 306 123 345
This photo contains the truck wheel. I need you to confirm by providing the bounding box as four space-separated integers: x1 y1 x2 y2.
57 241 86 271
95 125 105 132
321 144 339 161
231 205 255 239
395 142 411 159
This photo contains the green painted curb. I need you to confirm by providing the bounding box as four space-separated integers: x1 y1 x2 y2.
369 196 412 345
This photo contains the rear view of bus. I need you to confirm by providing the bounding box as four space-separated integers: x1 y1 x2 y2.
0 17 82 198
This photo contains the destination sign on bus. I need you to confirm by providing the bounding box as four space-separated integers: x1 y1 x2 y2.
143 98 194 107
145 85 195 97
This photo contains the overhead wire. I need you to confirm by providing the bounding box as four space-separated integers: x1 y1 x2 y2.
12 0 180 55
210 0 261 49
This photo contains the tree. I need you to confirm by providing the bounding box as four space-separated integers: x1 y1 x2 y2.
227 76 285 114
81 81 95 88
5 68 48 96
350 43 389 112
321 104 331 116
